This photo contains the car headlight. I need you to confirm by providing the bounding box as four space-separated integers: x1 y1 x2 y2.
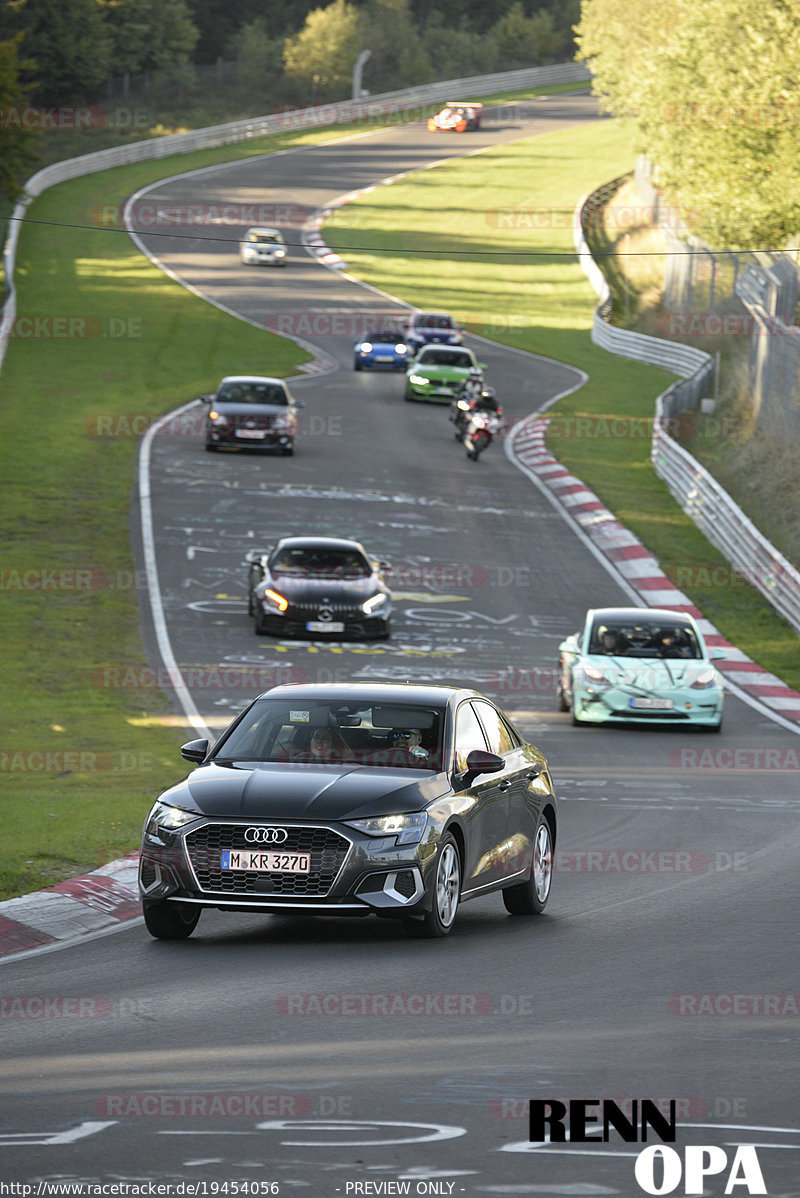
273 414 291 431
262 588 289 612
345 812 427 846
208 410 229 427
359 342 373 353
690 669 717 690
396 344 407 354
581 664 607 684
362 592 387 614
274 248 286 257
145 801 199 836
409 374 429 385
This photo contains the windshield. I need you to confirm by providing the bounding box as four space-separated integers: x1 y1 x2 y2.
589 618 702 659
418 349 472 368
365 331 405 343
216 382 288 405
249 233 282 244
269 546 372 579
213 698 445 770
415 314 455 329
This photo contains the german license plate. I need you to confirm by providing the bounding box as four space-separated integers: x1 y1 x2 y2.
221 850 310 873
375 355 392 362
236 429 266 439
630 697 673 710
435 386 452 395
307 620 345 632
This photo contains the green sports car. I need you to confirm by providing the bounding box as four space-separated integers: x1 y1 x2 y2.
404 345 483 403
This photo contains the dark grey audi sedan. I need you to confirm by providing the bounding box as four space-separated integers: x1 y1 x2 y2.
139 683 557 940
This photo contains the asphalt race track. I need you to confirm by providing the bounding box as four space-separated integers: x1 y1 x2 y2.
2 93 799 1194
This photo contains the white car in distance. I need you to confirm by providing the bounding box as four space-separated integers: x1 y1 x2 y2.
239 227 287 267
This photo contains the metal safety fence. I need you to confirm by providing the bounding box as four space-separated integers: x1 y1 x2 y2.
575 184 800 636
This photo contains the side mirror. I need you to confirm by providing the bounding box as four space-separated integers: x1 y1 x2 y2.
461 749 504 783
198 395 213 404
478 362 487 370
377 560 392 575
292 398 305 409
711 648 726 660
180 739 209 763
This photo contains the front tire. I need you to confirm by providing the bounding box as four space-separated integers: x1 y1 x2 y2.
404 832 460 938
143 900 200 940
502 816 553 916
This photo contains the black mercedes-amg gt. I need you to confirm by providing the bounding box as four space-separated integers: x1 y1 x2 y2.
247 536 392 640
139 683 557 941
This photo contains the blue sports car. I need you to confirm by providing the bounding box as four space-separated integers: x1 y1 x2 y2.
557 607 725 731
354 330 409 371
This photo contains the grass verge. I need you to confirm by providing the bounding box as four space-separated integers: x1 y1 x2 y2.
323 117 800 691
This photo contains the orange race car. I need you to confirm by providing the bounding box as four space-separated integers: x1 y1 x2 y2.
427 101 483 132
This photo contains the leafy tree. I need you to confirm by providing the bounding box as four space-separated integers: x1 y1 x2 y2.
103 0 198 77
358 0 433 93
0 33 39 200
227 15 285 102
283 0 363 101
417 14 490 79
575 0 800 247
187 0 310 63
490 3 560 69
5 0 112 104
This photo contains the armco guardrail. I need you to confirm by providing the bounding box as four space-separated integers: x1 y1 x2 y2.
0 60 590 371
574 183 800 636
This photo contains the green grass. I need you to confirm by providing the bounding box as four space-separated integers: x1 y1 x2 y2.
323 118 800 691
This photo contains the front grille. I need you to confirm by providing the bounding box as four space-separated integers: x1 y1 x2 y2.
185 823 350 897
233 414 272 430
288 600 365 617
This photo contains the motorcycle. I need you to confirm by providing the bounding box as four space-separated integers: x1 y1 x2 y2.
463 407 506 461
449 395 477 440
449 379 490 439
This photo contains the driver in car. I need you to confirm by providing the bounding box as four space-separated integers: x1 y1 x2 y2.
392 728 429 760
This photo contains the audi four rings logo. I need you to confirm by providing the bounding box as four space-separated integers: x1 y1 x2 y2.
244 826 289 844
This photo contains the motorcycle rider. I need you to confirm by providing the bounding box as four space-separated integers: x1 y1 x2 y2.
463 387 505 460
450 368 488 438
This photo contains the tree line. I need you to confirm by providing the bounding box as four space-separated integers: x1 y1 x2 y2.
0 0 577 199
575 0 800 248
